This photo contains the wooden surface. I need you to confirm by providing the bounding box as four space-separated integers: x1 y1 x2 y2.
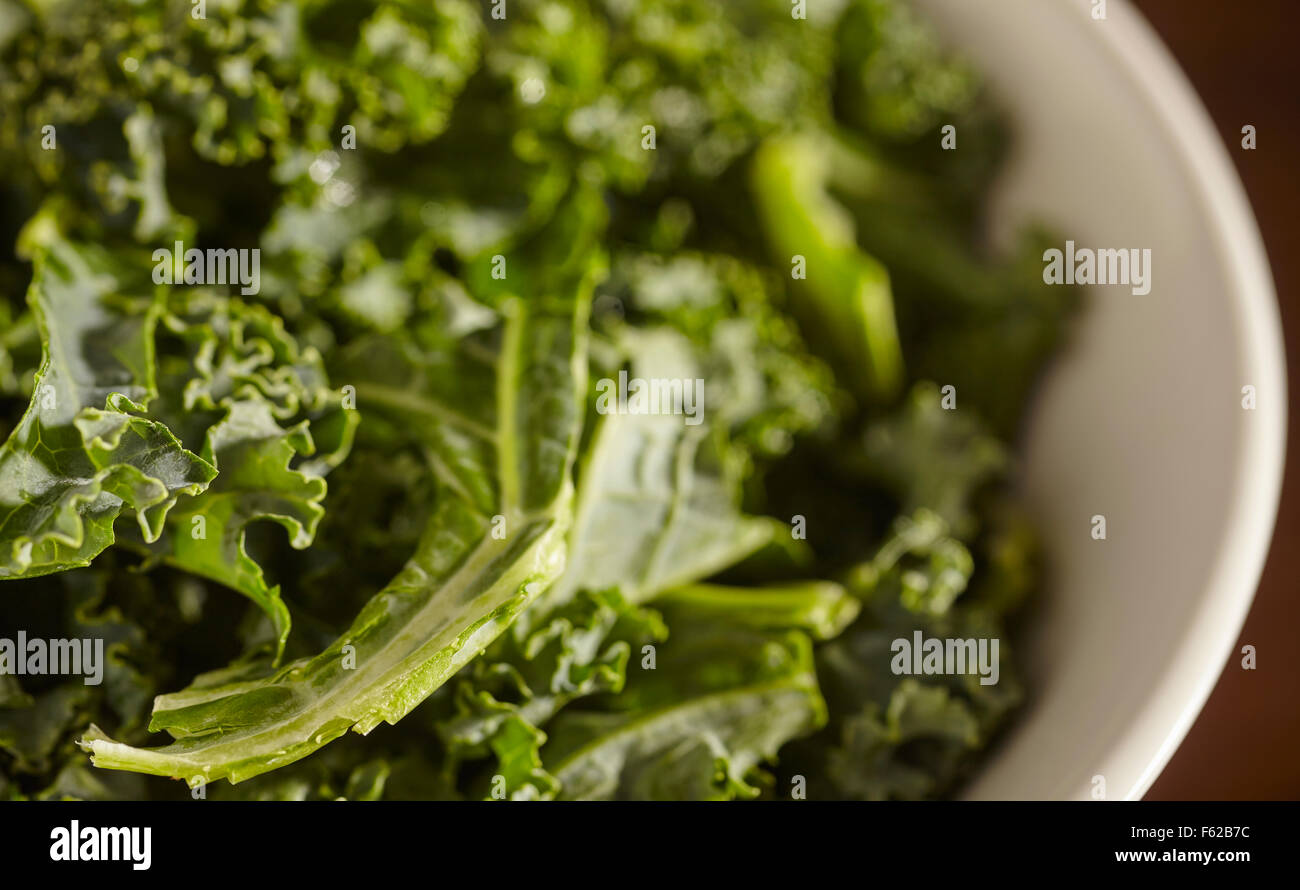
1131 0 1299 800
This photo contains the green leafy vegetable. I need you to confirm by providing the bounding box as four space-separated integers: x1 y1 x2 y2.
0 229 215 579
130 399 325 660
751 132 905 402
0 0 1076 800
544 627 825 801
80 283 591 786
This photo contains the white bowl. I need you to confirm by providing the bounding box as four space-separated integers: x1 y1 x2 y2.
908 0 1287 799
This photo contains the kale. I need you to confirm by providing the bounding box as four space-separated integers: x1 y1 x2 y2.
0 0 1077 800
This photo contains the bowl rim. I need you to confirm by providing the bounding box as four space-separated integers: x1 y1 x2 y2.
1058 0 1288 799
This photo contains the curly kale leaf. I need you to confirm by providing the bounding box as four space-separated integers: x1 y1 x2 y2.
0 230 215 579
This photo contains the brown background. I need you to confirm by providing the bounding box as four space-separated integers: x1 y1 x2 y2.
1130 0 1298 800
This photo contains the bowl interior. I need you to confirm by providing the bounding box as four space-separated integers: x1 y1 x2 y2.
911 0 1286 799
